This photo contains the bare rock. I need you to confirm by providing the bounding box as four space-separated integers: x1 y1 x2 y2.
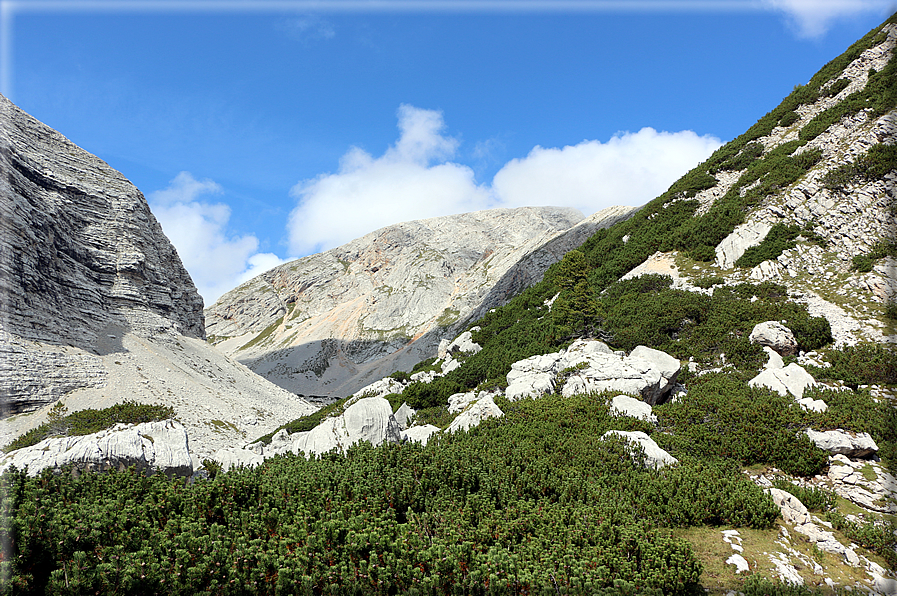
446 395 503 433
506 340 680 405
750 321 798 356
0 420 193 477
609 394 657 424
716 221 773 269
296 396 402 456
767 487 812 525
749 363 816 399
601 430 678 469
806 429 879 458
393 402 416 430
402 425 440 446
205 205 637 399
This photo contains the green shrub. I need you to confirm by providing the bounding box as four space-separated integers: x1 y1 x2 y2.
822 143 897 191
3 401 175 453
693 276 724 289
851 254 874 272
655 373 829 476
770 477 836 512
778 111 800 127
808 343 897 386
827 511 897 569
735 223 802 269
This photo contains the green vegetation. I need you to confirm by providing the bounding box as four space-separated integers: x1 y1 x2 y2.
826 511 897 569
2 401 175 453
770 477 837 512
1 392 787 596
3 15 896 596
735 223 802 269
823 143 897 191
655 373 829 477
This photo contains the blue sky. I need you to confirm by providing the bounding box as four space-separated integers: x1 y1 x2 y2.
3 0 895 303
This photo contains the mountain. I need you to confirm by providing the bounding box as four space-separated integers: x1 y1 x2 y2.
2 15 897 596
205 204 636 398
0 93 315 460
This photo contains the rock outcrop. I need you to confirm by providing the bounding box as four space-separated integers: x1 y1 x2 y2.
205 205 637 399
0 95 315 460
0 93 203 415
805 429 879 458
506 340 681 405
601 430 678 469
0 420 193 477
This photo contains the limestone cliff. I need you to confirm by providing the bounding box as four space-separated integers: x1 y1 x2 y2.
0 95 314 458
206 205 636 398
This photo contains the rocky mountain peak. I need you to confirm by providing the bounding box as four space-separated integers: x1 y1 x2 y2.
205 204 636 398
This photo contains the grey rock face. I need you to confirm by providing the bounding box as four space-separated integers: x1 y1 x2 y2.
0 420 193 477
749 322 798 356
205 205 637 399
0 93 203 414
0 94 315 461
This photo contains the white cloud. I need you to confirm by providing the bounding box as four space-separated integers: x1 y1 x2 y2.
288 106 722 256
492 128 722 214
149 172 286 305
761 0 895 38
287 105 493 256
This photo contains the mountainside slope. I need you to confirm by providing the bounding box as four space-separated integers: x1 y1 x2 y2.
0 94 314 459
214 15 897 594
205 204 636 398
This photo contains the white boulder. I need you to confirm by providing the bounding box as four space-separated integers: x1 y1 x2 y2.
749 363 816 399
715 221 773 269
296 396 402 456
0 420 193 477
609 394 657 424
601 430 678 469
505 340 680 405
213 447 264 472
446 395 503 433
767 487 812 525
805 429 878 458
402 425 441 446
394 402 416 430
749 321 798 356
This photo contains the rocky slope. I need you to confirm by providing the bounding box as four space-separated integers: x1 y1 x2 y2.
0 94 314 460
205 204 636 398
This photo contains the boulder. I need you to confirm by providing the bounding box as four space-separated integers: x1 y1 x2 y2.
0 420 193 477
441 329 482 358
601 430 678 469
446 396 503 433
609 395 657 424
402 425 441 446
355 377 406 400
715 221 773 269
805 429 878 458
749 321 798 356
767 487 812 525
213 447 264 472
749 363 816 399
394 402 416 430
505 340 680 405
296 397 402 456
